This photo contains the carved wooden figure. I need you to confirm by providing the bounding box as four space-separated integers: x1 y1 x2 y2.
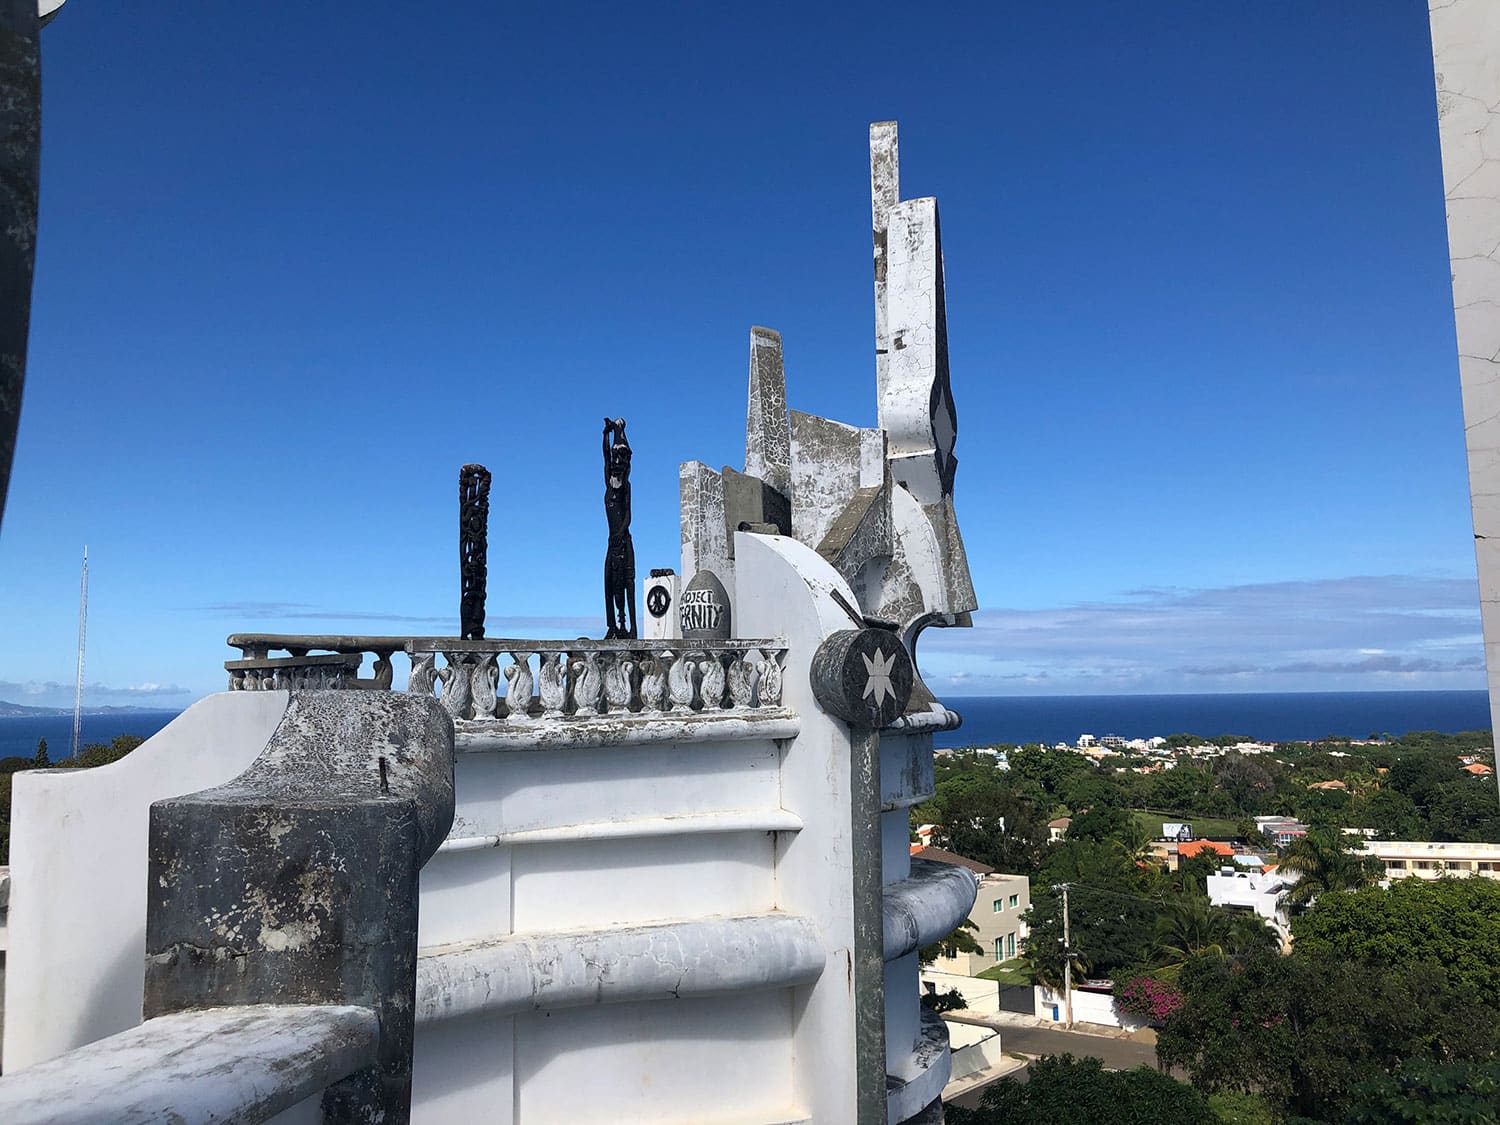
603 418 636 638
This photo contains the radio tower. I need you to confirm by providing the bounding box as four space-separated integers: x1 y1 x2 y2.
71 545 87 759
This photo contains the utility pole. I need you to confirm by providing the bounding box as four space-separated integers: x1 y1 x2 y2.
71 544 86 758
1061 883 1074 1029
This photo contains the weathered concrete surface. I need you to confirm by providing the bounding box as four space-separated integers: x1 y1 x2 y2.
0 1004 377 1125
4 691 291 1072
790 410 886 552
452 708 798 752
680 459 733 595
888 1008 951 1124
415 913 824 1024
0 0 39 530
810 627 914 728
723 465 791 541
1430 0 1500 804
145 691 454 1124
745 325 791 495
870 121 899 425
882 858 980 963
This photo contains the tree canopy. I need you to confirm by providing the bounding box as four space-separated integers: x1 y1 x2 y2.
946 1053 1215 1125
1292 876 1500 996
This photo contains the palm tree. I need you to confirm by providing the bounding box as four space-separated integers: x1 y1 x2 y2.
1276 827 1383 911
1151 896 1278 977
1152 896 1233 976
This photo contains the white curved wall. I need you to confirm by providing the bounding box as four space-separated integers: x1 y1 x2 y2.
3 691 290 1071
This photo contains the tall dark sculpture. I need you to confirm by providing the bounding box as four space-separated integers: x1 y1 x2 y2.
0 1 42 534
459 464 491 640
603 417 635 639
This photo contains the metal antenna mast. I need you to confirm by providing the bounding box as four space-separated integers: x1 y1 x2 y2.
71 544 87 758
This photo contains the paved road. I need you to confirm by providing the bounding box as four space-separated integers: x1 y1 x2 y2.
944 1026 1159 1111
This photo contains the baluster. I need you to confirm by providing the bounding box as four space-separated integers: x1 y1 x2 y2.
699 654 726 712
504 651 535 720
471 653 500 719
407 652 437 698
572 652 603 714
371 650 395 690
438 653 473 719
604 653 636 712
727 652 754 710
669 650 699 710
538 651 569 717
640 653 670 712
229 670 246 692
757 651 784 708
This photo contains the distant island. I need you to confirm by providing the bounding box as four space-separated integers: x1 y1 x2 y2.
0 700 176 718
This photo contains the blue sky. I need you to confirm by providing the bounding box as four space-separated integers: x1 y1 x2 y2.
0 1 1484 706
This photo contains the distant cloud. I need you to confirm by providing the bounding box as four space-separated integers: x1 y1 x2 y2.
0 679 194 709
915 574 1487 695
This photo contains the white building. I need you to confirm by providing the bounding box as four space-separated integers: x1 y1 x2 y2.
1367 840 1500 880
1207 867 1292 947
0 121 981 1125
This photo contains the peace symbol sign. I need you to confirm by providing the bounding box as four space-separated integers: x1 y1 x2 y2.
646 584 671 618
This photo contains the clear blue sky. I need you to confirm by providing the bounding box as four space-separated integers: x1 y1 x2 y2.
0 1 1483 706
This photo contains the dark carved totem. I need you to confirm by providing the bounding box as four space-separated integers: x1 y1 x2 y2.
459 464 491 639
603 417 636 639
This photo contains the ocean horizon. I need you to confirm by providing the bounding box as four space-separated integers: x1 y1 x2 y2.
931 689 1492 750
0 690 1490 759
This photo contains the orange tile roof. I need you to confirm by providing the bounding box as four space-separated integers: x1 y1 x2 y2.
1463 763 1494 775
1177 839 1235 859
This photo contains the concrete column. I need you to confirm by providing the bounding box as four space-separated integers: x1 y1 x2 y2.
1430 0 1500 803
871 121 899 427
745 326 791 496
144 692 454 1123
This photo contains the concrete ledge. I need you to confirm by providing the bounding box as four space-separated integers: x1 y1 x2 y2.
887 1008 951 1124
884 704 962 734
455 710 799 752
437 808 804 851
0 1004 376 1125
415 913 824 1023
882 859 979 963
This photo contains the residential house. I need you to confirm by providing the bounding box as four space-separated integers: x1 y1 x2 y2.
912 847 1030 975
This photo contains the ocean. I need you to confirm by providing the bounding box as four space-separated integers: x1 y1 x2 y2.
0 711 182 760
0 691 1491 759
932 690 1493 750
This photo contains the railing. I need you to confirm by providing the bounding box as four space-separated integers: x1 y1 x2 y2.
226 635 789 721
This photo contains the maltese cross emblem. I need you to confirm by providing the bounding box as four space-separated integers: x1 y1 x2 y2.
862 647 897 707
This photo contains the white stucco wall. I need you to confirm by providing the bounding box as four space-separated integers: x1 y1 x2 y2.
1431 0 1500 800
3 692 290 1072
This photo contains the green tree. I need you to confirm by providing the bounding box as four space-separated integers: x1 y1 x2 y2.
923 783 1051 876
918 917 983 966
33 737 48 767
1291 876 1500 996
946 1054 1215 1125
1342 1059 1500 1124
1159 952 1500 1121
1024 880 1156 985
1150 897 1276 977
1276 828 1382 911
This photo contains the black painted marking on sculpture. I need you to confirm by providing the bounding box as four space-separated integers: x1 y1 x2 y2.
459 464 491 640
603 418 636 639
646 584 671 619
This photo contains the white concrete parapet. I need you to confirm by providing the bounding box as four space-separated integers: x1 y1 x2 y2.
415 913 824 1024
0 1004 376 1125
882 859 980 963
